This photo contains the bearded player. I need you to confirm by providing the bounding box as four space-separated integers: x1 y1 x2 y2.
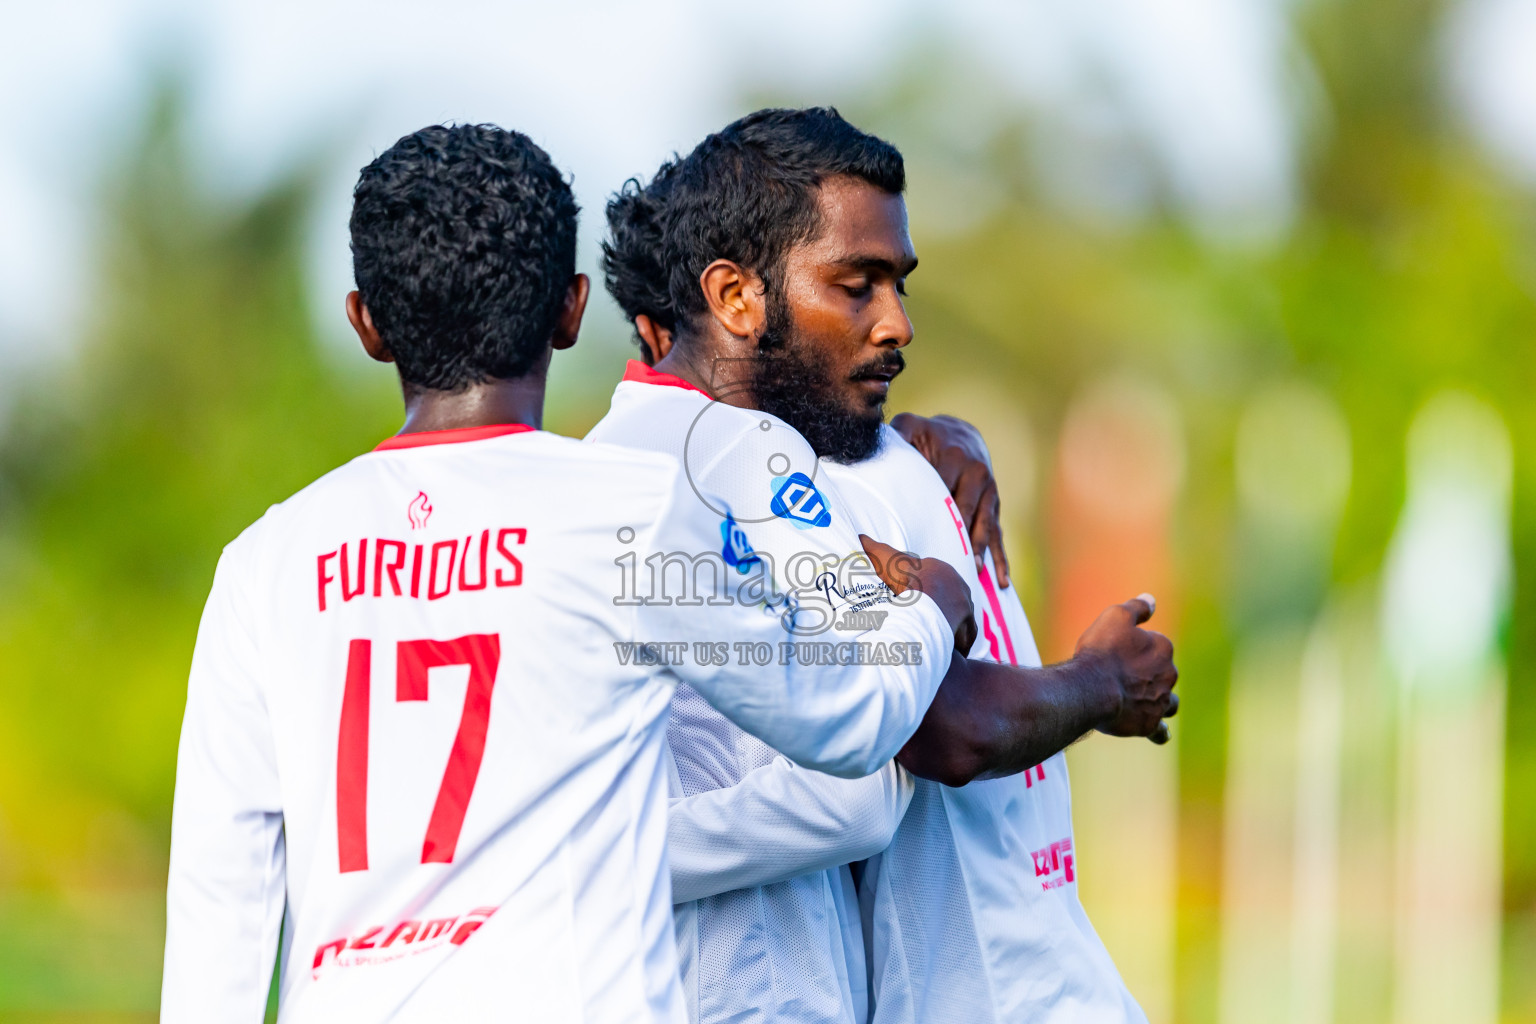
160 123 977 1024
594 108 1175 1023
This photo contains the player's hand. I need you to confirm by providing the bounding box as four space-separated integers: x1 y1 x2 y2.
1073 593 1179 743
860 535 978 655
890 412 1010 588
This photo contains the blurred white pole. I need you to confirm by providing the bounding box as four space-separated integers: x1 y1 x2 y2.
1380 393 1510 1024
1219 630 1305 1024
1290 621 1344 1024
1219 383 1351 1024
1069 734 1180 1021
1220 612 1349 1024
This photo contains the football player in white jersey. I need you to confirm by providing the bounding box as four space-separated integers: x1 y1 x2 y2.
591 108 1177 1024
160 123 979 1024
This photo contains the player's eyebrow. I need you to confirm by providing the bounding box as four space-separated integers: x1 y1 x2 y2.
828 253 919 277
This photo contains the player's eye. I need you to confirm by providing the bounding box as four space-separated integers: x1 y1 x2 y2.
896 279 908 297
841 280 872 299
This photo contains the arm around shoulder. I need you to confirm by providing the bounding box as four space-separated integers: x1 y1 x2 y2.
634 461 955 778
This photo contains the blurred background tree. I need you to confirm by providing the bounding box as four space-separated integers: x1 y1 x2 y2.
822 0 1536 1019
0 72 397 1016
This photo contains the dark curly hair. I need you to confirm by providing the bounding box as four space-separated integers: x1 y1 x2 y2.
601 159 680 354
656 107 904 336
350 123 579 391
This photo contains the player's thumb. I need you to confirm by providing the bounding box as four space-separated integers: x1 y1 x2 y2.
1121 592 1156 625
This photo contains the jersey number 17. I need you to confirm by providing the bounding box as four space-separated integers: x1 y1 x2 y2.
335 634 501 873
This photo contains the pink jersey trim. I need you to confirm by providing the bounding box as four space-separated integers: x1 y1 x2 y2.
977 565 1019 666
944 496 970 556
373 423 536 452
622 359 714 398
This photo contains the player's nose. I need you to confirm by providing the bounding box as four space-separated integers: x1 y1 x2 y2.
872 288 914 349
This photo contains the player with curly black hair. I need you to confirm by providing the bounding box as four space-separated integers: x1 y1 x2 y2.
162 121 976 1023
602 159 680 366
347 122 585 416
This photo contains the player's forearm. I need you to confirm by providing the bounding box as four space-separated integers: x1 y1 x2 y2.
642 468 957 779
668 760 913 903
895 652 1120 787
668 591 955 779
163 568 287 1022
162 811 286 1021
790 592 956 777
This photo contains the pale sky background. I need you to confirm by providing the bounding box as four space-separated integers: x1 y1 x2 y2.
1 0 1533 374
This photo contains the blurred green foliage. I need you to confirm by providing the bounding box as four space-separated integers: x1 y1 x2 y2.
1 0 1533 1019
844 0 1536 1019
0 80 398 1016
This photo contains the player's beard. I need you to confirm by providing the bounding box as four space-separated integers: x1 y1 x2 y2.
749 293 902 464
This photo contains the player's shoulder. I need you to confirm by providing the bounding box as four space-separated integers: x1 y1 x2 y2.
874 424 948 481
509 428 679 476
475 428 685 499
830 425 952 510
560 432 684 501
592 381 819 494
591 378 775 445
218 447 381 557
228 430 683 558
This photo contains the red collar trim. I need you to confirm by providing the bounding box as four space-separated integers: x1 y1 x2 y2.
622 360 713 399
373 423 536 451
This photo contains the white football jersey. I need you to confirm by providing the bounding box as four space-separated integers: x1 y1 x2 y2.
638 402 1141 1023
830 430 1146 1024
162 421 955 1024
587 365 954 1024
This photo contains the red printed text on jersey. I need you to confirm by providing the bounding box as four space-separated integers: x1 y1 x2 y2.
1032 837 1075 890
317 529 526 611
312 905 497 977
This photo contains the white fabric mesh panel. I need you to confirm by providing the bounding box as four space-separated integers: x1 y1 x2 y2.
669 682 748 795
865 782 995 1024
670 683 865 1024
697 873 860 1023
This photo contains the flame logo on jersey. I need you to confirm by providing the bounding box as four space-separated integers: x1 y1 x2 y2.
408 491 433 530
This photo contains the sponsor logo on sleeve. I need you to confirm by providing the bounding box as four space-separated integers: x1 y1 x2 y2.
816 571 894 618
1031 836 1075 890
720 514 761 574
770 472 832 529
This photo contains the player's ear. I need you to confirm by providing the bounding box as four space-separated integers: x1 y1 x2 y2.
635 314 674 365
698 259 764 341
551 274 589 351
347 291 393 364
